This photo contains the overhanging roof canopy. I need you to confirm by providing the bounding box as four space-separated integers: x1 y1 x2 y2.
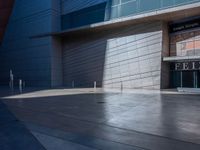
163 56 200 62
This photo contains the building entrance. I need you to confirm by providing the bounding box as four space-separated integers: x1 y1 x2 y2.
171 70 200 88
197 71 200 88
168 17 200 89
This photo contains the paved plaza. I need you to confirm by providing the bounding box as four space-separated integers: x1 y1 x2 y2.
0 88 200 150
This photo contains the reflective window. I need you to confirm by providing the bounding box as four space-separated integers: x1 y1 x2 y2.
62 2 106 30
170 30 200 57
121 0 133 3
121 1 137 17
162 0 174 7
175 0 190 5
62 0 200 29
111 0 120 6
139 0 161 12
110 6 119 18
110 0 200 19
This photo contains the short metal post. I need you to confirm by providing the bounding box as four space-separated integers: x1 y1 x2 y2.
94 81 97 91
10 70 14 91
180 71 182 88
19 79 22 93
120 81 123 92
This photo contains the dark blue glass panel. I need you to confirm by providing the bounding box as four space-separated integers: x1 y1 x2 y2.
62 2 107 30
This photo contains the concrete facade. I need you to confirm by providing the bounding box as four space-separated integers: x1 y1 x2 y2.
63 22 163 89
0 0 200 89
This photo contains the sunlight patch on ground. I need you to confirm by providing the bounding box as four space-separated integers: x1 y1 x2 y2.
2 88 197 100
3 88 102 99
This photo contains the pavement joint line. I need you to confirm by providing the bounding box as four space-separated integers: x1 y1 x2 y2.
25 121 148 150
0 106 47 150
13 104 200 147
67 120 200 147
32 130 102 150
26 131 48 150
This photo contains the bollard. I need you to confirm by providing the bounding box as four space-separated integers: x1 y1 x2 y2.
10 72 14 91
94 81 97 91
10 70 12 77
72 81 74 88
19 79 22 93
120 81 123 92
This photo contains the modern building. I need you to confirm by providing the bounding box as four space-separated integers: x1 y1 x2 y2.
0 0 200 89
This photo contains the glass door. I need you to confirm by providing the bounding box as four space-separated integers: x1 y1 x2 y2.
182 71 195 88
171 71 200 88
171 71 181 88
197 71 200 88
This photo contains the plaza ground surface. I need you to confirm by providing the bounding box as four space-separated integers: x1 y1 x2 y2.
0 88 200 150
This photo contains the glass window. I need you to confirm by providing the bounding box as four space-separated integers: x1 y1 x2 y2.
111 6 119 18
111 0 120 6
162 0 174 8
110 0 200 19
194 31 200 55
139 0 161 12
170 30 200 57
120 1 137 17
121 0 133 3
61 3 106 30
175 0 189 5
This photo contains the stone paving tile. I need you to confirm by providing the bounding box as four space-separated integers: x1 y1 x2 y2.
27 122 144 150
32 132 97 150
0 101 45 150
